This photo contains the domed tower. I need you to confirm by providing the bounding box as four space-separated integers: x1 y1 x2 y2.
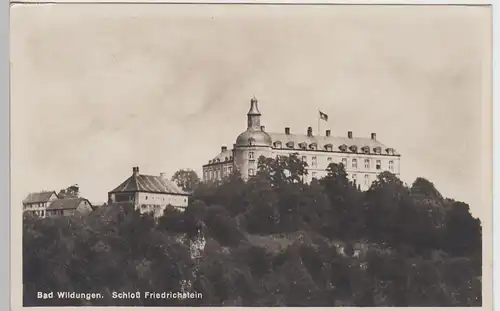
233 97 273 180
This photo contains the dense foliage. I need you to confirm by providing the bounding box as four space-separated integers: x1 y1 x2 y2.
23 154 482 306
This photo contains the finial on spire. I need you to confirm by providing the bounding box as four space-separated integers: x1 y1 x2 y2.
248 96 261 115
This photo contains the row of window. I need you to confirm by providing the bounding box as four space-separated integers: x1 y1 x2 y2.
299 156 395 172
204 166 233 180
272 141 395 155
309 172 372 186
25 210 65 217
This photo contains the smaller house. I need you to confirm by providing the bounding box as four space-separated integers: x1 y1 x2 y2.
22 191 59 217
46 198 94 217
108 166 190 218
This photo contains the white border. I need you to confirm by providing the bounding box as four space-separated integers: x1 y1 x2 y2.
5 1 496 311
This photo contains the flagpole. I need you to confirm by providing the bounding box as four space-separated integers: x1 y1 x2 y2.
318 110 320 136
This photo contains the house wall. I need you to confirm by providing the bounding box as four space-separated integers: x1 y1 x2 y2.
204 146 400 191
23 193 58 218
75 200 93 215
203 161 234 182
271 149 400 190
109 191 189 217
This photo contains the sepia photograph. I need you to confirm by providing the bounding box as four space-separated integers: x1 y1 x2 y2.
10 2 492 308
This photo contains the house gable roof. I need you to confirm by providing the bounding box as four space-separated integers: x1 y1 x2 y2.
47 198 93 211
109 174 188 196
22 191 57 204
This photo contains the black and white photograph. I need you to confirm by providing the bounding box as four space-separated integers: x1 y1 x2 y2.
10 2 492 308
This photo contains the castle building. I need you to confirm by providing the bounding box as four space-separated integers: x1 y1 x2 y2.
203 97 401 191
108 166 190 217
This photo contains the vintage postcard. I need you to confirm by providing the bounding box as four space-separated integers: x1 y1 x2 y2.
10 1 493 309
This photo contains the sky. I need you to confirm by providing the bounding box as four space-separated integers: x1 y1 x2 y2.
10 4 491 219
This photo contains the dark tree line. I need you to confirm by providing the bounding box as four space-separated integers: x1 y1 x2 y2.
23 154 482 306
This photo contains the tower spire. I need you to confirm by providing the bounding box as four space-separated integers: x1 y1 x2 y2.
247 96 261 130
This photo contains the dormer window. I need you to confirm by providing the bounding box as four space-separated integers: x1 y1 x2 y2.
298 142 307 150
208 160 212 164
309 143 317 150
248 138 255 146
386 148 394 155
362 146 370 154
325 143 333 151
339 144 348 152
374 147 382 154
217 158 220 163
274 141 282 148
286 141 295 148
349 145 358 153
225 157 229 161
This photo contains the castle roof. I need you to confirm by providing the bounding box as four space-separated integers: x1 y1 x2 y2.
235 129 273 147
109 170 188 196
207 149 233 164
268 132 399 155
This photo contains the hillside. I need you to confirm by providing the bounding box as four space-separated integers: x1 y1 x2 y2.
22 155 482 307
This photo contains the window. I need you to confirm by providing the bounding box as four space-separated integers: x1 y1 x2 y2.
327 157 332 163
312 156 317 167
309 143 317 150
352 174 357 184
352 159 357 169
341 158 347 167
365 174 370 186
302 156 307 163
299 142 307 150
389 160 394 172
286 141 295 148
364 159 370 169
223 167 227 175
249 152 254 159
274 141 282 148
312 172 317 179
376 160 381 170
41 211 44 217
228 166 232 174
248 169 255 176
145 196 148 200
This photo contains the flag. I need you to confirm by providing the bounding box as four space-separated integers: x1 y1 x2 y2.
319 111 328 121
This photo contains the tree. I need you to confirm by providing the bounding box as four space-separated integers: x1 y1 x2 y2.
57 184 80 198
171 169 201 193
257 153 308 187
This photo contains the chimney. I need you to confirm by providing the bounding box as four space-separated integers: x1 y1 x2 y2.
221 146 227 152
132 166 139 176
371 133 377 140
307 126 313 137
348 131 353 139
285 127 290 135
260 125 266 131
160 172 167 179
326 130 331 137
